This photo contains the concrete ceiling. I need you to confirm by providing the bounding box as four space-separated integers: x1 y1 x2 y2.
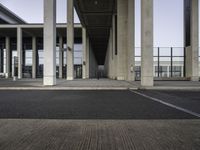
0 24 82 38
75 0 116 65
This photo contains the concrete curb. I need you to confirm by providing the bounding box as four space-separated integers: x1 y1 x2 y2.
0 87 138 90
0 86 199 91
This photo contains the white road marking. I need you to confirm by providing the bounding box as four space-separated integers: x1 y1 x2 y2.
129 90 200 118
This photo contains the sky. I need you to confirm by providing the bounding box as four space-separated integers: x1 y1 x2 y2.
0 0 197 48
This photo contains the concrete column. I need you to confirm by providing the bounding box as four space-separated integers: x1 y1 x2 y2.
0 48 2 73
86 35 90 78
108 28 113 78
32 36 36 79
59 36 63 79
117 0 128 80
43 0 56 85
112 15 117 80
67 0 74 80
17 27 22 79
82 27 86 79
186 0 199 81
127 0 135 81
5 37 10 78
82 28 89 79
141 0 154 86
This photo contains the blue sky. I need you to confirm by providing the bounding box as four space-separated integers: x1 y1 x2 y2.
0 0 196 47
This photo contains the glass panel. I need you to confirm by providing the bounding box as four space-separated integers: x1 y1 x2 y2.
159 47 171 56
135 47 141 56
173 47 184 56
25 50 32 66
172 57 184 77
135 57 141 66
154 47 158 56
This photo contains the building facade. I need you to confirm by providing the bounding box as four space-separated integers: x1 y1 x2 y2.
0 0 199 87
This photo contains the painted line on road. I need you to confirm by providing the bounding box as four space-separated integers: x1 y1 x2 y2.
129 90 200 118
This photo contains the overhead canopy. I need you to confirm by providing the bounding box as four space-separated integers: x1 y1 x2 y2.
75 0 116 65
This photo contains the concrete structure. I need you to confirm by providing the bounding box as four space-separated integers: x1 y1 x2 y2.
17 27 22 79
5 36 10 78
0 1 199 87
141 0 154 86
32 36 37 79
185 0 199 81
0 4 26 24
66 0 74 81
43 0 56 85
59 36 63 79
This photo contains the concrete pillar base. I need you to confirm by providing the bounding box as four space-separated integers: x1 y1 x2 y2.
43 76 56 86
117 77 125 80
190 76 199 81
67 77 74 80
141 77 154 87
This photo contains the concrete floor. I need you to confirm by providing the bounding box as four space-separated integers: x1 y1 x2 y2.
0 90 199 150
0 78 137 88
0 119 199 150
0 78 200 90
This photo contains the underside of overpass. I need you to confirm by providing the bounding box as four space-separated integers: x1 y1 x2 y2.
75 0 116 65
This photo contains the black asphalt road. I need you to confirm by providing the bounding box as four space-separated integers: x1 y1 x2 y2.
0 90 197 119
139 90 200 115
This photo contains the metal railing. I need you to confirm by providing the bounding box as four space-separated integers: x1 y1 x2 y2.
135 47 186 79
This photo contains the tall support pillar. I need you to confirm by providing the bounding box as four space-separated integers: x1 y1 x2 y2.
186 0 199 81
117 0 128 80
127 0 135 81
17 27 22 79
67 0 74 80
112 15 117 80
86 35 90 78
32 36 37 79
0 47 2 73
5 37 10 78
82 27 89 79
82 27 87 79
141 0 154 86
59 36 63 79
43 0 56 85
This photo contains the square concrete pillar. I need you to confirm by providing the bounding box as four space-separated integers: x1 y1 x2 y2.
186 0 199 81
32 36 37 79
67 0 74 80
82 27 89 79
59 36 63 79
17 27 22 79
141 0 154 87
127 0 135 81
112 15 117 80
108 28 113 78
117 0 128 80
0 48 2 73
5 37 10 78
43 0 56 85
